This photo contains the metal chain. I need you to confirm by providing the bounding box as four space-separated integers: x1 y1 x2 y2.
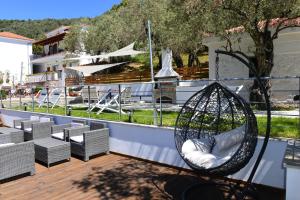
215 53 220 81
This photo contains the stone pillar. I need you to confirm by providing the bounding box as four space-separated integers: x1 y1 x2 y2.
283 140 300 200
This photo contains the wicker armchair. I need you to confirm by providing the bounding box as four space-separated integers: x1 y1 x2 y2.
51 119 89 141
13 115 43 129
22 121 54 141
90 121 107 130
20 120 39 132
65 126 109 161
0 141 35 181
51 124 72 141
13 118 30 129
71 119 88 126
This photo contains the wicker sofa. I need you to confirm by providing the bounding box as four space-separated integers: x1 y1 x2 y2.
65 126 109 161
0 134 35 181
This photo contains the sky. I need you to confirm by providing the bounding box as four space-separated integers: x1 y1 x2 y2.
0 0 122 20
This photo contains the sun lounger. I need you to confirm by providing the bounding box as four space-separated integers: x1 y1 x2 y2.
48 88 63 108
36 89 48 107
94 87 131 115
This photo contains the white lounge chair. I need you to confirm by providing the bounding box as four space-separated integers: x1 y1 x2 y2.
49 88 63 109
36 89 48 108
227 85 244 94
95 87 132 115
89 89 111 112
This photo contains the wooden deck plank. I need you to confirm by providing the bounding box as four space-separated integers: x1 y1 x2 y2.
0 154 284 200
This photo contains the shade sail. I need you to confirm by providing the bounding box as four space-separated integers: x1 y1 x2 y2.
105 43 146 57
64 43 146 61
67 62 127 76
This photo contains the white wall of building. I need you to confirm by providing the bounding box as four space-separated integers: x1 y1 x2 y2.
204 28 300 101
0 37 32 84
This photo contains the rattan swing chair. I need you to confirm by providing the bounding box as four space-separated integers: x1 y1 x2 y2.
174 50 271 200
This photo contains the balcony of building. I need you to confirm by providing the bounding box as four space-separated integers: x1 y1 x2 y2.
25 72 59 83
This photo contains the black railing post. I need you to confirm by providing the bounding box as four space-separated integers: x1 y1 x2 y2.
46 87 49 113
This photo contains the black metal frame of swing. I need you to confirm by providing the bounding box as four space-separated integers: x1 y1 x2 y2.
174 50 271 199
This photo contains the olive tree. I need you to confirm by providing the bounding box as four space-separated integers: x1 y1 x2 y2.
183 0 300 103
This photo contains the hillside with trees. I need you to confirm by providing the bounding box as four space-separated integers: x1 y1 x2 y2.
0 18 92 40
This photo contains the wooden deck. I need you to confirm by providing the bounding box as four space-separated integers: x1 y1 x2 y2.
0 154 284 200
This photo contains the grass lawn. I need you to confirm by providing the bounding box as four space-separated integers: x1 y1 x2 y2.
12 106 299 139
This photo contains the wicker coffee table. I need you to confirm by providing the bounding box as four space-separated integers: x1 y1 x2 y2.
34 138 71 168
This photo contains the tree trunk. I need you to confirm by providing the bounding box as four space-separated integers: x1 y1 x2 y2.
250 30 274 109
188 53 194 67
173 52 184 68
157 51 162 70
188 52 200 67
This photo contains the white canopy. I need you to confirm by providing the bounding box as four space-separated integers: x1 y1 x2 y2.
64 43 146 61
67 62 127 76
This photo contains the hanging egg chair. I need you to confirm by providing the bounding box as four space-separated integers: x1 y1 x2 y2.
174 50 271 199
175 81 258 176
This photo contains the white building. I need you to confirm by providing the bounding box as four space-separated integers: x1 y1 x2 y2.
203 25 300 101
29 26 90 87
0 32 33 86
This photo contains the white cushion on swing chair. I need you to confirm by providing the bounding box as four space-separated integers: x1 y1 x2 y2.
212 124 245 154
183 143 241 169
184 151 218 168
181 137 214 155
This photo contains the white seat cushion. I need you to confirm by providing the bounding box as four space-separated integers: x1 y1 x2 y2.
183 136 242 169
30 116 40 121
52 132 64 140
25 128 32 132
181 137 214 155
70 135 84 144
184 149 239 169
15 125 21 129
213 124 245 153
71 122 84 127
184 151 218 169
0 143 15 148
40 117 51 122
213 143 240 158
212 143 241 167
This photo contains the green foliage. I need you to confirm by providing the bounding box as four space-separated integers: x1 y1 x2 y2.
61 25 85 53
0 18 90 40
0 90 7 99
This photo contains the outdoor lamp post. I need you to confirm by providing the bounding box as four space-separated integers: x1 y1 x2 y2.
23 103 28 111
141 0 158 125
67 105 72 116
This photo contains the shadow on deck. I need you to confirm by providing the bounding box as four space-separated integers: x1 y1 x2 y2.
0 154 284 200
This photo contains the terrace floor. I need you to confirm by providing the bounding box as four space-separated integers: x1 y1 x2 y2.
0 154 285 200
